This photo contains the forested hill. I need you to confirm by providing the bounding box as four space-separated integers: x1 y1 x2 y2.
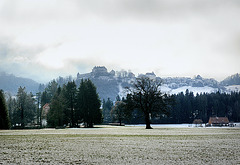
53 67 240 101
0 67 240 100
0 72 39 94
220 73 240 86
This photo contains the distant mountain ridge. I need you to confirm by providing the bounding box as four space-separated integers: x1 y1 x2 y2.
73 67 240 100
220 73 240 86
162 75 221 89
0 68 239 100
0 72 39 94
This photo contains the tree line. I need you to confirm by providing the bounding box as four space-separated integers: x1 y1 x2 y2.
103 90 240 125
40 79 102 128
169 90 240 124
1 77 240 129
2 79 102 129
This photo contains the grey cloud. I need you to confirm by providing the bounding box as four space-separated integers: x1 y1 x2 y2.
0 38 99 82
72 0 240 22
1 0 240 26
0 0 239 82
0 38 45 59
0 43 10 59
0 37 48 81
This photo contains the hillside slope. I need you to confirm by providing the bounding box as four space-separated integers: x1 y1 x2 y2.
0 72 39 94
1 67 239 100
220 73 240 86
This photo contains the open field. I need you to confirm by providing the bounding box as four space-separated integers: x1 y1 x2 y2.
0 126 240 164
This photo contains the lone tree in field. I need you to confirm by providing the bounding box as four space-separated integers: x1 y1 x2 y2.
127 76 172 129
77 79 102 128
0 90 11 129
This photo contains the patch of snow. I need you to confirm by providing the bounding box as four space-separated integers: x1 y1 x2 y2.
171 86 218 95
127 123 240 128
161 85 218 95
225 85 240 93
118 83 127 99
234 123 240 127
126 124 192 128
160 84 172 94
117 82 239 99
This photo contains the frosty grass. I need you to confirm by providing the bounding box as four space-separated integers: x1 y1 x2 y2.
0 126 239 164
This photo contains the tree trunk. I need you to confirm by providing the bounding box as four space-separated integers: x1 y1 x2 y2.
88 122 93 128
71 107 74 127
40 108 42 128
145 112 152 129
71 96 74 127
21 104 25 129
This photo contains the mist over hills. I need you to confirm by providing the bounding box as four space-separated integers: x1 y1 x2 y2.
0 67 239 101
0 72 39 94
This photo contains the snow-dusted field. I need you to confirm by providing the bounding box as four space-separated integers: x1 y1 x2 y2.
0 126 240 164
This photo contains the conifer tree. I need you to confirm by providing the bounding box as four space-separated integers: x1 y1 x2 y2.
63 81 77 127
47 87 64 128
102 98 113 123
76 79 102 128
110 101 126 126
0 90 11 129
15 87 36 128
17 87 27 128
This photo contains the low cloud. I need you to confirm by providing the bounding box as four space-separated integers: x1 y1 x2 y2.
0 0 240 82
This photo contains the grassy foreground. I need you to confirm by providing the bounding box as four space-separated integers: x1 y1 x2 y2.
0 126 240 164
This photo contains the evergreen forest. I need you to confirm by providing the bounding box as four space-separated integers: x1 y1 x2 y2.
1 78 240 129
104 90 240 125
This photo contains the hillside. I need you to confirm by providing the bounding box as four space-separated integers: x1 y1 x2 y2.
220 73 240 86
1 68 239 100
73 67 240 101
0 72 39 94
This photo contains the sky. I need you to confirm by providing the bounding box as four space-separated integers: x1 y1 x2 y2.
0 0 240 83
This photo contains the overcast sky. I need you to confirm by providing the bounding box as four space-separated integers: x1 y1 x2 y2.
0 0 240 83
